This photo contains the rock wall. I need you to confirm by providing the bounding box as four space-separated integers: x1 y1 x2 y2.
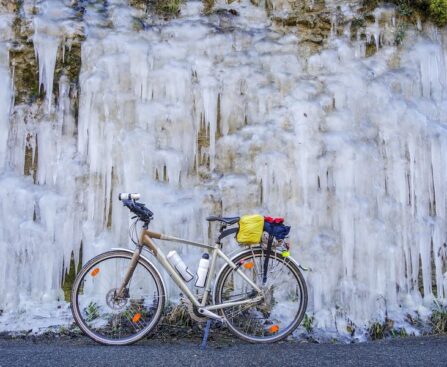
0 0 446 339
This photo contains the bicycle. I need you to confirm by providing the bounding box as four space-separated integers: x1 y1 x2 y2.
71 193 308 345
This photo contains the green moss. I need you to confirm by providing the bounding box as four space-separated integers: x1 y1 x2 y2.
10 45 42 105
61 244 83 302
365 40 377 57
203 0 214 14
388 0 447 27
430 0 447 26
431 300 447 334
128 0 149 11
10 7 42 105
52 35 83 109
362 0 380 11
132 16 146 31
351 17 366 29
368 318 395 340
85 301 100 322
302 313 314 333
397 2 414 17
395 328 408 337
389 0 430 13
155 0 182 16
395 23 407 45
10 1 84 107
369 321 385 340
64 40 83 85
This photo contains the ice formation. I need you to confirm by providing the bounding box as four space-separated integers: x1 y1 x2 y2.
0 0 447 338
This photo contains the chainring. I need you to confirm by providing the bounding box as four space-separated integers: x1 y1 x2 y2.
181 297 208 323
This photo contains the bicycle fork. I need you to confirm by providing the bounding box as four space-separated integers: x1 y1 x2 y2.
116 245 143 298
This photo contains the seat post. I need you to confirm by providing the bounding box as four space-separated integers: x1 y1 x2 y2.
217 224 227 245
206 215 240 244
217 225 239 244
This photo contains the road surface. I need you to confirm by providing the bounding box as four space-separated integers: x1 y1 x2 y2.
1 334 446 366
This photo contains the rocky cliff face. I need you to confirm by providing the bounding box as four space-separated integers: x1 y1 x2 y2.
0 0 446 340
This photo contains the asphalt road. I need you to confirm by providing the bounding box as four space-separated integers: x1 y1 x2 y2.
1 334 447 367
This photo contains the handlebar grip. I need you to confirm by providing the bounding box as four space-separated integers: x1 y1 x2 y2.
118 193 141 201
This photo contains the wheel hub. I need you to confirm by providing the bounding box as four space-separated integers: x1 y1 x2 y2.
106 289 128 310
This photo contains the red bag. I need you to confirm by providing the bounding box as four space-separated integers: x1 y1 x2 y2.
264 216 284 224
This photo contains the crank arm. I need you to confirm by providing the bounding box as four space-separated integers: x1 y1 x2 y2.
197 308 225 322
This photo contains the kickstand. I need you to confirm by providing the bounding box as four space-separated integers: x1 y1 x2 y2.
200 319 212 350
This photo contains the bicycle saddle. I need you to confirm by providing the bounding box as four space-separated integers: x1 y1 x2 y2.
206 216 240 225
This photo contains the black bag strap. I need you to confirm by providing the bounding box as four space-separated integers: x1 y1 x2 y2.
262 234 274 284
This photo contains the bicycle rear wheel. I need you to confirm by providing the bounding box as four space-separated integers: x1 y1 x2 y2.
214 247 307 343
71 250 165 345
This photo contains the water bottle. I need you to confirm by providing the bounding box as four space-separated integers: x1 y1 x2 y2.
167 251 193 282
195 253 210 288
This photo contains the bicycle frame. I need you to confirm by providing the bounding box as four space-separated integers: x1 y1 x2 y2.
117 227 263 318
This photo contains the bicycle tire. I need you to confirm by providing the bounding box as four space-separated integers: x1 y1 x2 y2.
71 250 166 345
214 247 308 343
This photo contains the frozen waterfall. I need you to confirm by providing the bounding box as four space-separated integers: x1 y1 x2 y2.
0 0 447 339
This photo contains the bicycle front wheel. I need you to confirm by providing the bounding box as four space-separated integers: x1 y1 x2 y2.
214 247 307 343
71 250 165 345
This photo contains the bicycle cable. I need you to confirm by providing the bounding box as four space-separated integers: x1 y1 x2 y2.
128 218 140 245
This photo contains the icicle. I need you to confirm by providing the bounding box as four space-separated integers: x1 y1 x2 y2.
202 86 218 172
417 16 422 31
330 12 337 38
33 20 60 112
0 43 12 169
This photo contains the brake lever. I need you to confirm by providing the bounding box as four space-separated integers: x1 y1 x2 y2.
131 215 138 219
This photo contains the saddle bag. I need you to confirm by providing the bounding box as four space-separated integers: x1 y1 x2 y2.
263 217 290 240
236 214 264 245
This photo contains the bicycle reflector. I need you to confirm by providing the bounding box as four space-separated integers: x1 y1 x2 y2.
91 268 100 277
243 262 254 270
268 325 279 333
132 313 142 323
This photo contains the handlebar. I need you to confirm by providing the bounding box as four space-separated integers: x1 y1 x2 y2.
118 193 141 201
118 192 153 223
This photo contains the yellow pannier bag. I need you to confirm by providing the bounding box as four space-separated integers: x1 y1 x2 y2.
237 214 264 245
